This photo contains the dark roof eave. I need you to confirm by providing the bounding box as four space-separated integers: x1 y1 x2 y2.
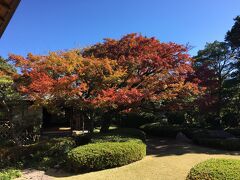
0 0 21 38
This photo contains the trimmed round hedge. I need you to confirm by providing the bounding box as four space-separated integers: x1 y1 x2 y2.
186 159 240 180
67 139 146 172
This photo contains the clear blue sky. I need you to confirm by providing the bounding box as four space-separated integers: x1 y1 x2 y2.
0 0 240 58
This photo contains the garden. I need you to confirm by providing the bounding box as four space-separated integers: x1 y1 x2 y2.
1 15 240 180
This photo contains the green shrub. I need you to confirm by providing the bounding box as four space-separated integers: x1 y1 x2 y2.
105 128 146 141
166 112 185 125
140 122 183 138
91 134 132 143
0 168 21 180
192 129 233 140
186 159 240 180
196 138 240 151
91 128 146 143
120 113 155 128
182 128 202 140
225 128 240 137
189 129 240 150
222 113 239 127
0 137 76 169
75 134 92 146
67 139 146 172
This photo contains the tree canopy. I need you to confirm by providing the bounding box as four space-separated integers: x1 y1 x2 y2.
9 34 202 131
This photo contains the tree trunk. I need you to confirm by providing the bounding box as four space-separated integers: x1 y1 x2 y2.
65 107 74 130
100 111 114 133
89 118 94 133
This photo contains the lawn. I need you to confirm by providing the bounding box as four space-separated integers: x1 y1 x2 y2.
52 138 240 180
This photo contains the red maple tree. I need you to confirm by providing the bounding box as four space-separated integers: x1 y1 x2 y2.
10 34 202 132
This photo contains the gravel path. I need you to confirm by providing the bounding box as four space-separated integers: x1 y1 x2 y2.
16 169 53 180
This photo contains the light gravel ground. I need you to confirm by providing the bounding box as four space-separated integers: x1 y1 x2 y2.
18 138 240 180
16 169 53 180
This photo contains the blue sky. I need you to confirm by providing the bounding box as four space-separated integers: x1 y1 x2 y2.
0 0 240 58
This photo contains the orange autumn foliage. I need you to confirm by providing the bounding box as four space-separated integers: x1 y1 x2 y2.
9 34 202 112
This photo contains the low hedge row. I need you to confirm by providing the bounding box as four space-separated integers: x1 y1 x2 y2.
225 128 240 137
75 128 146 146
67 139 146 172
189 129 240 151
187 158 240 180
92 128 146 142
195 138 240 151
140 122 184 138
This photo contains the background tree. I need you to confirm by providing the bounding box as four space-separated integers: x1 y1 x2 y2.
225 16 240 120
0 57 18 114
194 41 237 127
226 16 240 50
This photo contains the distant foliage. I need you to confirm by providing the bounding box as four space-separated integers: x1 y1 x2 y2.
0 57 19 111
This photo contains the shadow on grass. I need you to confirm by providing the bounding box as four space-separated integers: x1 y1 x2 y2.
146 137 240 157
45 169 76 178
45 165 128 178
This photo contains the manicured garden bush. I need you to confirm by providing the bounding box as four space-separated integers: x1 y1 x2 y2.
0 168 21 180
186 159 240 180
67 139 146 172
140 122 184 138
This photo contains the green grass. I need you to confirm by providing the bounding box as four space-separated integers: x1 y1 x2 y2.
0 168 21 180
